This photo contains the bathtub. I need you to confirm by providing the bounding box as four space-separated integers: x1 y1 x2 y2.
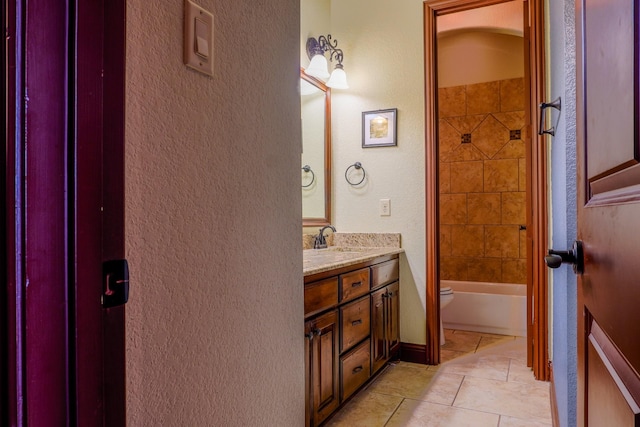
440 280 527 337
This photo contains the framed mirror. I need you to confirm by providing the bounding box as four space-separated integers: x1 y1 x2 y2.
301 68 332 226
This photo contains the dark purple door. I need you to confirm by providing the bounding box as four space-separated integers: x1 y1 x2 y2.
3 0 126 425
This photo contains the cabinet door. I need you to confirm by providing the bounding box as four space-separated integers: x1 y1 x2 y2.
370 287 387 373
309 310 339 426
386 281 400 357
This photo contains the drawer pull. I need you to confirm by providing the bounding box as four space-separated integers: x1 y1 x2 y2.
351 319 363 326
351 281 362 288
352 366 363 374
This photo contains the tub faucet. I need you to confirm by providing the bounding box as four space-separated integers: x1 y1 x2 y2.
313 225 336 249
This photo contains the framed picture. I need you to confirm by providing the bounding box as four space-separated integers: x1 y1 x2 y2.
362 108 397 148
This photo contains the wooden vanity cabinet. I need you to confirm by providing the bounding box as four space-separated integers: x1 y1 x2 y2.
305 310 340 427
371 281 400 374
304 255 399 427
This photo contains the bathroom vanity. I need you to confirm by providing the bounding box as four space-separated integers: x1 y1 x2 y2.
303 247 402 427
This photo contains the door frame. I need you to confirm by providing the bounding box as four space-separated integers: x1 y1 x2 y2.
423 0 549 380
3 0 127 424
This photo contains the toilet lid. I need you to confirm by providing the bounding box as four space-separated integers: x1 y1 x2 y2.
440 286 453 295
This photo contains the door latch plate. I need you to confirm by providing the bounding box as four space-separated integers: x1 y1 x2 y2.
103 259 129 308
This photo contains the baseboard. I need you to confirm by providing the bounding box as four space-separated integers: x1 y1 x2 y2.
399 342 427 364
549 362 560 427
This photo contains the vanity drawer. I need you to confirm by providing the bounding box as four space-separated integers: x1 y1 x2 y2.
340 339 371 401
340 268 370 303
371 258 399 290
340 296 370 352
304 277 339 317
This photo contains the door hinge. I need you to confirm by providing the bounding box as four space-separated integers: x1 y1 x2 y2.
102 259 129 308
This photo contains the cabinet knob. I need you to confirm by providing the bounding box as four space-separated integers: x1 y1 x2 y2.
314 329 322 336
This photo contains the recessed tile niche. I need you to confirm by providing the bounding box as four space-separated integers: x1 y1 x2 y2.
438 78 526 284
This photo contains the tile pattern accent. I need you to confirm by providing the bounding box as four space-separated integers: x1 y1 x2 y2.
438 78 527 284
325 330 552 427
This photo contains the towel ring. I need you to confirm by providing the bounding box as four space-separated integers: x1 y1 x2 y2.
345 162 366 186
302 165 315 188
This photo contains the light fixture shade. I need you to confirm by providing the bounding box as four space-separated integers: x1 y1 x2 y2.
326 67 349 89
305 54 330 79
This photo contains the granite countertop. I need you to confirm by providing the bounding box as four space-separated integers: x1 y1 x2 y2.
303 246 404 276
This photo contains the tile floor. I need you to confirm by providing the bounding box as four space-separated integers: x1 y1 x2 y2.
324 329 552 427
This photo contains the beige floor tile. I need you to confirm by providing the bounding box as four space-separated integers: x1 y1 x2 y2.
454 376 552 423
477 334 515 350
326 331 551 426
507 360 539 384
440 348 467 363
475 337 527 362
386 399 500 427
438 352 511 381
441 330 482 353
415 372 465 406
323 389 403 427
498 415 552 426
366 362 438 400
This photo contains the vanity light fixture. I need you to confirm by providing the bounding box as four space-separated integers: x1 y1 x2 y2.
305 35 349 89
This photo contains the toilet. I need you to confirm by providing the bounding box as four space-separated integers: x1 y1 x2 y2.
440 286 455 346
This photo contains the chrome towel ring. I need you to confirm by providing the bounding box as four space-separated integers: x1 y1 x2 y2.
302 165 315 188
345 162 366 186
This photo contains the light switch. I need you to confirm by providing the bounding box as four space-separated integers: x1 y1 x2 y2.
195 18 209 58
184 0 214 76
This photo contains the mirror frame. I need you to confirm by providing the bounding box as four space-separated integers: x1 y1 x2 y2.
301 68 332 227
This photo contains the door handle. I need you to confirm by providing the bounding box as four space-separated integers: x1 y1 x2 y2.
544 240 584 275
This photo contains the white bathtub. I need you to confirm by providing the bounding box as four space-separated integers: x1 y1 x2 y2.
441 280 527 337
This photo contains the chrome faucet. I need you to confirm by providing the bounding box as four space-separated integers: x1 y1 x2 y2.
313 225 336 249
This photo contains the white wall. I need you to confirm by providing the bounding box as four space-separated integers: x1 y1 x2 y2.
328 0 427 344
125 1 304 425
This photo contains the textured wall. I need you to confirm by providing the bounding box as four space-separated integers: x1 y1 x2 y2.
125 0 304 425
439 78 527 285
548 0 578 425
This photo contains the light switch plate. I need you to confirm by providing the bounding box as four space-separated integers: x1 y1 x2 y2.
184 0 214 76
380 199 391 216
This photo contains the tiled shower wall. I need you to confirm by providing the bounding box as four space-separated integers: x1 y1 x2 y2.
438 78 526 284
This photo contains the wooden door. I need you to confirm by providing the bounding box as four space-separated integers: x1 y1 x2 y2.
3 0 126 424
576 0 640 424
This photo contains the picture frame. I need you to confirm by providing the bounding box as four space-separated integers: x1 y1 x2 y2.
362 108 397 148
